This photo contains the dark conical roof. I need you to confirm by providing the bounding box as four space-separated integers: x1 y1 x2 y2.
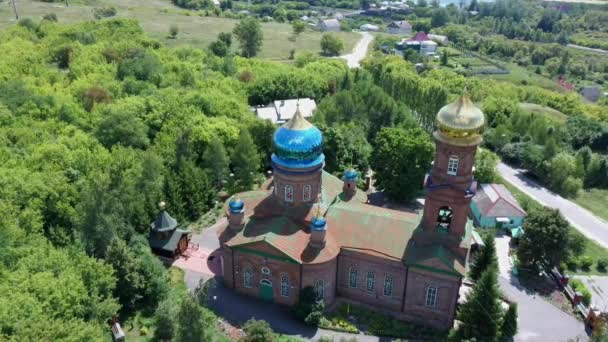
151 210 178 232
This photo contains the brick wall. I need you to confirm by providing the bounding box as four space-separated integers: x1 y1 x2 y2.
302 258 338 305
231 243 302 306
402 267 461 329
336 250 407 312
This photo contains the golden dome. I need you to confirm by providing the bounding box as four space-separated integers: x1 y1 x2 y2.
435 96 485 146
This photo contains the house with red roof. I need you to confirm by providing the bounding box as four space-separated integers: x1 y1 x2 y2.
470 183 527 229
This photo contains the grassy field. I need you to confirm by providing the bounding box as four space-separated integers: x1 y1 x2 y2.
476 61 565 92
574 188 608 223
499 176 608 276
0 0 360 61
519 102 568 123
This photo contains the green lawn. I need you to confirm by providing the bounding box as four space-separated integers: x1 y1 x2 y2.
0 0 360 61
499 176 608 276
519 102 568 123
477 63 564 91
574 188 608 223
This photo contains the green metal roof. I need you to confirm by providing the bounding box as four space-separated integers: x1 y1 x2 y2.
150 210 178 233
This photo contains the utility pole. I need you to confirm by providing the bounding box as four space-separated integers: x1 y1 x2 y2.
65 0 69 7
11 0 19 20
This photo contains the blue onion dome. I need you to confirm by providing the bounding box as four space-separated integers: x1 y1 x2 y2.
228 197 244 213
271 106 324 169
311 215 327 231
343 168 359 181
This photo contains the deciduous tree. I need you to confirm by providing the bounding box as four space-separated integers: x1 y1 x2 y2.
233 18 263 57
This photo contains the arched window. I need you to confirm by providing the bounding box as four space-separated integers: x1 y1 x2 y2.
348 267 358 288
302 184 312 202
383 274 393 297
284 185 294 203
314 280 324 300
280 273 289 297
243 268 252 288
425 285 438 307
437 206 453 231
366 271 375 292
447 156 459 176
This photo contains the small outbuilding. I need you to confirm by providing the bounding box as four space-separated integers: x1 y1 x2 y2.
387 20 412 35
470 184 527 229
317 19 341 32
580 86 602 103
148 202 191 259
253 98 317 124
360 23 380 31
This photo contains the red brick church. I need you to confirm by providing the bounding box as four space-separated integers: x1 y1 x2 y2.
218 95 485 329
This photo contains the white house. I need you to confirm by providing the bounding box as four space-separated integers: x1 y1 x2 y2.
428 34 449 45
420 40 438 55
317 19 341 32
253 98 317 124
360 24 380 32
387 20 412 35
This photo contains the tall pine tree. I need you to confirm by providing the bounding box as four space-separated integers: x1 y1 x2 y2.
499 303 518 342
176 293 208 342
231 129 260 190
452 267 503 341
203 139 229 189
469 233 498 281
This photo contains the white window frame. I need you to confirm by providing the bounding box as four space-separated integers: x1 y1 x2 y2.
243 268 252 288
447 156 459 176
314 279 325 300
383 274 393 297
302 184 312 202
280 273 289 297
366 271 375 292
348 267 358 288
261 267 271 275
425 285 438 308
284 185 294 203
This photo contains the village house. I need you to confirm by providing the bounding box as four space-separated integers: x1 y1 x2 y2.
387 20 412 35
470 183 527 230
253 98 317 124
317 19 341 32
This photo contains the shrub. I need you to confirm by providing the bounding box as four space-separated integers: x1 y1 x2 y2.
566 259 578 271
169 24 179 39
18 18 37 31
580 256 593 270
93 6 117 19
597 258 608 272
581 288 592 306
43 13 58 22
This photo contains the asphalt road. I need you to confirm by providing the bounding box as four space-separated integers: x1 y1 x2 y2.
495 234 588 341
339 31 373 68
498 162 608 248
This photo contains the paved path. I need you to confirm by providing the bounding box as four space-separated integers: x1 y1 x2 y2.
339 31 373 68
574 275 608 311
494 233 588 341
567 44 608 55
498 162 608 248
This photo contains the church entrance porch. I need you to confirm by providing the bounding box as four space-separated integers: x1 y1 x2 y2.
260 279 274 302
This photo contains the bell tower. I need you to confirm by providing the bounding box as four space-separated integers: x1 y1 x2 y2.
421 96 485 239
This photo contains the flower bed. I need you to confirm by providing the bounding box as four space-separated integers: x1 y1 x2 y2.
321 304 448 340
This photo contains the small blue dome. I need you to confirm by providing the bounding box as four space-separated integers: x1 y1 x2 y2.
229 198 244 213
343 169 359 181
311 216 327 231
272 108 324 170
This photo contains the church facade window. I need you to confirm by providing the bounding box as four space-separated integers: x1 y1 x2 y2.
314 280 325 300
303 184 311 202
447 156 459 176
366 271 375 292
280 273 289 297
285 185 294 203
425 285 438 307
349 267 358 288
437 206 453 231
243 268 252 288
383 274 393 297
